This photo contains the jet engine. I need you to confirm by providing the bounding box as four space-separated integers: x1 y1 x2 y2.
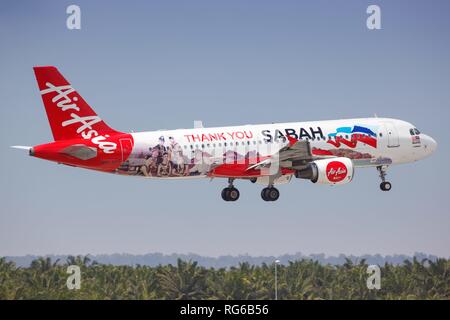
295 157 354 185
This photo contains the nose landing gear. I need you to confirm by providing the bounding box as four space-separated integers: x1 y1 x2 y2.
380 181 392 191
377 166 392 191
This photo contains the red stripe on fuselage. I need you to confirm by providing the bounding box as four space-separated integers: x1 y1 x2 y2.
327 135 377 149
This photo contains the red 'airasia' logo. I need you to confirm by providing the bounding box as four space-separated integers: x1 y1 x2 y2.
326 161 348 182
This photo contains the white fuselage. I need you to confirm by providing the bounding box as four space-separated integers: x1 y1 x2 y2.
116 117 436 180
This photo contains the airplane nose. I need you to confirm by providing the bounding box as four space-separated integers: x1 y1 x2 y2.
423 135 437 154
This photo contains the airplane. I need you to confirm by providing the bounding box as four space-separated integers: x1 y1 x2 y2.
12 66 437 201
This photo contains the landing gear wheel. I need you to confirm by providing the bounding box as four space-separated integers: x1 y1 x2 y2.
221 187 240 201
380 182 392 191
377 166 392 192
261 187 280 201
261 188 269 201
221 187 231 201
268 187 280 201
228 188 240 201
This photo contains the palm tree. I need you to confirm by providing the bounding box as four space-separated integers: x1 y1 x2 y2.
157 259 207 299
0 255 449 300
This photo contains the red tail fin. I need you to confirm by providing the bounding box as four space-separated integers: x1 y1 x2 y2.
33 66 120 141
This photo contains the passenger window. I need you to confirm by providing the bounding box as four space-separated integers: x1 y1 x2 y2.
379 133 383 137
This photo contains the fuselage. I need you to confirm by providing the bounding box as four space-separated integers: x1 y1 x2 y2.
113 117 436 179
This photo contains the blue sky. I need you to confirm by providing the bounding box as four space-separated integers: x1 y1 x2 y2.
0 0 449 257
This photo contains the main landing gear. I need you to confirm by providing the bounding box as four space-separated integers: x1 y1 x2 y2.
221 178 240 201
377 166 392 191
261 186 280 201
221 178 281 201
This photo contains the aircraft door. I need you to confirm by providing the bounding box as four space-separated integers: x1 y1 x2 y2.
119 138 133 162
383 122 400 148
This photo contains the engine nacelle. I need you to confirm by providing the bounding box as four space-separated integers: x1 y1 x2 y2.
295 157 354 185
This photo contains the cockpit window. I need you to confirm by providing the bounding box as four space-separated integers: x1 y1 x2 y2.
409 129 415 136
414 128 421 135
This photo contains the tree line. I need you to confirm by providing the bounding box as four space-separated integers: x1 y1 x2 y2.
0 256 448 299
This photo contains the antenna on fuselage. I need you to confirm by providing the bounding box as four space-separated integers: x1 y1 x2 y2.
194 120 204 128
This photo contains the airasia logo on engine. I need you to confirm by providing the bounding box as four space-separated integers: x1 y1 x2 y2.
326 161 348 182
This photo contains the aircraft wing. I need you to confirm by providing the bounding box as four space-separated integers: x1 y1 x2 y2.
209 137 331 177
248 137 320 172
278 137 313 162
